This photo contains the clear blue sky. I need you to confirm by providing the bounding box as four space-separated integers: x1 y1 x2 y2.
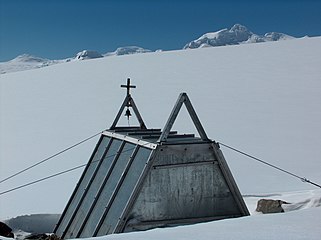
1 0 321 62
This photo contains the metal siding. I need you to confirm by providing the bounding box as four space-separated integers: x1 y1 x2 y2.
124 143 242 231
55 136 110 237
56 135 248 238
153 143 216 166
95 147 152 236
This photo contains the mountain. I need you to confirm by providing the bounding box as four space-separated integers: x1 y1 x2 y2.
184 24 295 49
104 46 151 56
0 24 297 74
75 50 103 60
0 47 152 74
0 54 64 74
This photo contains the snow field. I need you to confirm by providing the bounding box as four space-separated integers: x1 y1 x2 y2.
1 36 321 239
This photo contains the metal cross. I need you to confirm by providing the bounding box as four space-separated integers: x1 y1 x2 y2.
121 78 136 96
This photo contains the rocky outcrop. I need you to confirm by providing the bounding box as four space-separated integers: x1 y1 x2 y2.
256 199 290 214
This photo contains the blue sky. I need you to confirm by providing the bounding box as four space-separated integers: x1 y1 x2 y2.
1 0 321 62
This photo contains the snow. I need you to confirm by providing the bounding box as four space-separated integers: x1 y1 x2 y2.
1 36 321 239
0 190 320 240
76 207 321 240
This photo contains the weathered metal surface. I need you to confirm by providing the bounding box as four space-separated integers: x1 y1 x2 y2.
122 143 245 232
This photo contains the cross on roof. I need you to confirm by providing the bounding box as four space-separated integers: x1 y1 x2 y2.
121 78 136 96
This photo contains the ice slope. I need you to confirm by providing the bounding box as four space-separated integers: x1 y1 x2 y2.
0 37 321 220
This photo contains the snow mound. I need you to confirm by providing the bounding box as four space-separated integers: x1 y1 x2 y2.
3 214 60 234
75 50 103 60
243 190 321 214
184 23 295 49
104 46 151 56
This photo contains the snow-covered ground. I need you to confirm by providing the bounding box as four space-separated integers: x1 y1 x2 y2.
1 36 321 239
1 190 320 240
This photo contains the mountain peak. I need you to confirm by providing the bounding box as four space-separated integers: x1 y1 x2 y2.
230 23 249 32
75 50 103 60
104 46 151 56
10 54 49 63
184 24 295 49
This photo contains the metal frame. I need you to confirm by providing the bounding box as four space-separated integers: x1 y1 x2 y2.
158 93 209 143
102 131 157 149
110 94 147 130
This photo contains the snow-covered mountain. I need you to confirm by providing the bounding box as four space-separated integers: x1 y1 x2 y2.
0 46 152 74
75 50 103 60
0 24 297 75
0 54 65 74
184 24 295 49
